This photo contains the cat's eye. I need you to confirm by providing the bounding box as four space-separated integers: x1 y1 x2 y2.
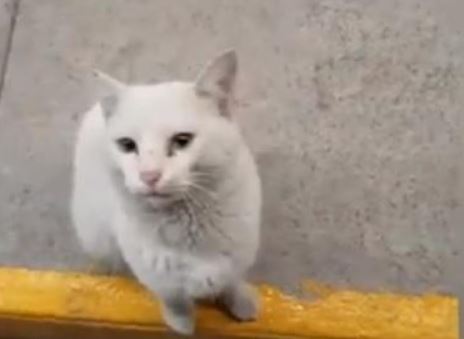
116 137 138 153
169 132 195 154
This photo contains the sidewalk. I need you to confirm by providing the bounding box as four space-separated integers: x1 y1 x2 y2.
0 0 463 297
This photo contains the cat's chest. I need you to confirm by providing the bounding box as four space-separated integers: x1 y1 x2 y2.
137 243 231 297
116 200 235 265
114 202 240 296
140 245 192 275
118 216 218 275
138 201 229 249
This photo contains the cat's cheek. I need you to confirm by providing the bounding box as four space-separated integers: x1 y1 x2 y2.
119 167 147 194
116 155 144 193
177 152 197 180
126 178 149 195
158 160 186 190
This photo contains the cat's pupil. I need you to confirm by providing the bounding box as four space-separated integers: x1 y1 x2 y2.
170 133 194 153
116 137 137 153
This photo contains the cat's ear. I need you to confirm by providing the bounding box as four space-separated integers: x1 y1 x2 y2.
92 69 126 119
195 50 237 117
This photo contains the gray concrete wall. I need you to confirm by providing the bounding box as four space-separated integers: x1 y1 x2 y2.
0 0 463 296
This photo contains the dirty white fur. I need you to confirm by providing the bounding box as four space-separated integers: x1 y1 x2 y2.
71 51 261 334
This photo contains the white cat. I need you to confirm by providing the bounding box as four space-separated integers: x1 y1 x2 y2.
71 51 262 335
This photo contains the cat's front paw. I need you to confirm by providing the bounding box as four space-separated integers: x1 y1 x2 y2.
161 296 195 335
220 282 259 321
165 313 194 336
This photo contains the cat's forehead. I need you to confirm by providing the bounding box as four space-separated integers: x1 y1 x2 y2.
113 82 212 133
123 82 204 117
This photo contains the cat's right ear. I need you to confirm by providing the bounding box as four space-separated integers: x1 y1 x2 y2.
92 69 126 119
194 50 237 118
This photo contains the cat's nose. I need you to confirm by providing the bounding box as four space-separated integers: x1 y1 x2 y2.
139 170 162 186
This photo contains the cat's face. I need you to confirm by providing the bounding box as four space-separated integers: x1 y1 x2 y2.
97 51 239 206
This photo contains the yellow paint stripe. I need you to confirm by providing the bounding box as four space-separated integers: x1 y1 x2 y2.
0 267 458 339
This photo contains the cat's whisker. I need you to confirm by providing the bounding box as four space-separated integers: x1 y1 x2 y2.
187 190 218 214
176 183 218 208
191 171 216 179
183 190 213 216
188 181 218 199
169 182 214 206
190 171 218 184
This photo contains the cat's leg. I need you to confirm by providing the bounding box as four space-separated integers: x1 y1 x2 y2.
86 246 130 276
219 280 259 321
159 292 195 335
89 232 132 276
72 187 130 275
73 215 129 276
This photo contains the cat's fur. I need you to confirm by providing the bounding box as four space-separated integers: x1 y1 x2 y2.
71 51 261 334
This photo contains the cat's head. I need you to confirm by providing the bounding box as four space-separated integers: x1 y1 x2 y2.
95 51 242 206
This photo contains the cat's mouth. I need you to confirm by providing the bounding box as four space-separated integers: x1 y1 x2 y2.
144 191 172 199
136 185 181 202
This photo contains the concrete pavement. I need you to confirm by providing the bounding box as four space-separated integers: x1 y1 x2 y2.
0 0 463 296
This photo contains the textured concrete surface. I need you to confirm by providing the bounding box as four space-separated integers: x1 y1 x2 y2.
0 0 463 296
0 0 16 94
0 1 12 61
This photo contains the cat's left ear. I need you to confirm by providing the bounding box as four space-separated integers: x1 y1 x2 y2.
195 50 237 118
92 69 126 119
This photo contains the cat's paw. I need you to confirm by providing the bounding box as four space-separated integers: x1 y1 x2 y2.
161 297 195 335
220 282 259 321
164 313 194 336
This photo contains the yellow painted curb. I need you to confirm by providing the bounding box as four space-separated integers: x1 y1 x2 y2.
0 267 458 339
